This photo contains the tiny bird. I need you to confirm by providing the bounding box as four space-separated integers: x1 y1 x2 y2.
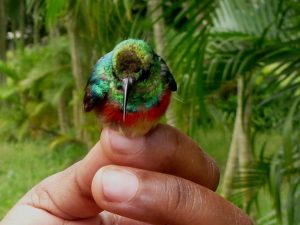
83 39 177 137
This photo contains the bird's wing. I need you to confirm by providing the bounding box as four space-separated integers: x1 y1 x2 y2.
83 57 110 112
160 57 177 91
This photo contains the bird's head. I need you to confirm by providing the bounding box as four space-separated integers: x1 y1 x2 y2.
112 39 154 81
112 39 155 120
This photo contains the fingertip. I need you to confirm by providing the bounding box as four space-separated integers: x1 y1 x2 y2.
92 166 139 206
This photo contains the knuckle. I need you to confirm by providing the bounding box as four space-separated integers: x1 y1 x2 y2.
167 177 184 212
161 177 204 224
29 181 54 210
74 163 90 196
166 177 198 215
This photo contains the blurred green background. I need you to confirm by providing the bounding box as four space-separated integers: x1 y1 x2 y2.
0 0 299 224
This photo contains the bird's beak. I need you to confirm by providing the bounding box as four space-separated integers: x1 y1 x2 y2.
122 77 135 122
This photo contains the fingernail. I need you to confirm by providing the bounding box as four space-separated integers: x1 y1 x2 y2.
108 129 145 154
101 168 139 202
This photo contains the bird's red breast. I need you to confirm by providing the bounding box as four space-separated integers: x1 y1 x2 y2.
101 89 171 127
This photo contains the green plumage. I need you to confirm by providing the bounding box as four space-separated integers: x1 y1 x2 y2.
84 39 176 113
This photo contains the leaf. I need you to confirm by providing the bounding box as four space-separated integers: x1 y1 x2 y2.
49 135 81 150
0 60 18 80
45 0 68 27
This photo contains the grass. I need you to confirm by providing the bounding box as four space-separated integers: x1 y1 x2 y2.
0 139 87 219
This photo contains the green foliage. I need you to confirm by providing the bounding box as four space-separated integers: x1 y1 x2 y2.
162 0 300 136
228 103 300 224
0 36 73 140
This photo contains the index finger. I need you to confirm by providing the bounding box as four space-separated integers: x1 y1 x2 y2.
79 124 219 193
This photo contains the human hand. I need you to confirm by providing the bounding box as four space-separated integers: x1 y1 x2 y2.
1 125 253 225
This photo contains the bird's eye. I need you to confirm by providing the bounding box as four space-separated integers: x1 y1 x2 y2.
139 69 150 81
112 70 118 79
116 84 122 90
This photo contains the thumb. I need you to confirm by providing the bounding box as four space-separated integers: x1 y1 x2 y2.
92 165 253 225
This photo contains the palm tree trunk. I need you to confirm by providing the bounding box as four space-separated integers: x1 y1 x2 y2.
222 76 244 198
0 0 6 84
58 95 69 134
222 76 253 207
33 3 40 45
19 0 25 49
239 76 253 169
147 0 177 127
66 15 88 142
147 0 165 56
238 75 253 210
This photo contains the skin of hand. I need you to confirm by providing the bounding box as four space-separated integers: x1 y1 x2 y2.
1 125 253 225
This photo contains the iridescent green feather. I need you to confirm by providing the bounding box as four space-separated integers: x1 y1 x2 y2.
84 39 174 113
